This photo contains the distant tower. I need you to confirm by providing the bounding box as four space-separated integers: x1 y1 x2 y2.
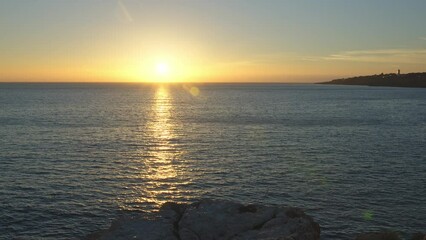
398 69 401 75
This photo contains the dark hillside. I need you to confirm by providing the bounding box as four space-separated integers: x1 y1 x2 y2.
320 72 426 88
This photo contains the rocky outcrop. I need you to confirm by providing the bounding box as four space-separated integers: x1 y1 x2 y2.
86 199 320 240
355 232 401 240
319 72 426 88
411 233 426 240
355 231 426 240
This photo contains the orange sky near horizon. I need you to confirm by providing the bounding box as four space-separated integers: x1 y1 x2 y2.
1 1 426 83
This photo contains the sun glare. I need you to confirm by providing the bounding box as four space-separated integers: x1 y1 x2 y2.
155 62 170 77
142 56 189 82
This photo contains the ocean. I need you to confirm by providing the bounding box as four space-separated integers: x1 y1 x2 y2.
0 83 425 239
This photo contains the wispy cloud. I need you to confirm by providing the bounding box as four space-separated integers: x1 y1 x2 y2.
117 0 133 23
211 52 299 67
420 36 426 41
305 49 426 64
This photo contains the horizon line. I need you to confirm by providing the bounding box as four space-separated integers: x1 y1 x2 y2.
0 81 319 84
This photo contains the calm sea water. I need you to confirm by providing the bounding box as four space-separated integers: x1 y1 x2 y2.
0 83 425 239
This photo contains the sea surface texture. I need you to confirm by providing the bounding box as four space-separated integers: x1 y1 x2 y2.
0 83 425 239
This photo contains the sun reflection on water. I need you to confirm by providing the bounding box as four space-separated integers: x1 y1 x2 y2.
146 87 178 181
128 86 189 210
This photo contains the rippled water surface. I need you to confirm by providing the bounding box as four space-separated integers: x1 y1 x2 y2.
0 83 425 239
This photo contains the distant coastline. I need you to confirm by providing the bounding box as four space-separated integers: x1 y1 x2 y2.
319 72 426 88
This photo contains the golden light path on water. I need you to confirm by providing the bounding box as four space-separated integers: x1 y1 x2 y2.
129 86 191 210
116 85 202 211
147 86 177 179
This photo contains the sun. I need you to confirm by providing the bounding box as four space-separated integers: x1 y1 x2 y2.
148 57 184 82
155 62 170 77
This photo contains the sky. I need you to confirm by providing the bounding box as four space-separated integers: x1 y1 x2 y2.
1 0 426 83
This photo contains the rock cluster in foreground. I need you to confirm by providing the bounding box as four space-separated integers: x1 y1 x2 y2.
355 232 426 240
87 199 320 240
